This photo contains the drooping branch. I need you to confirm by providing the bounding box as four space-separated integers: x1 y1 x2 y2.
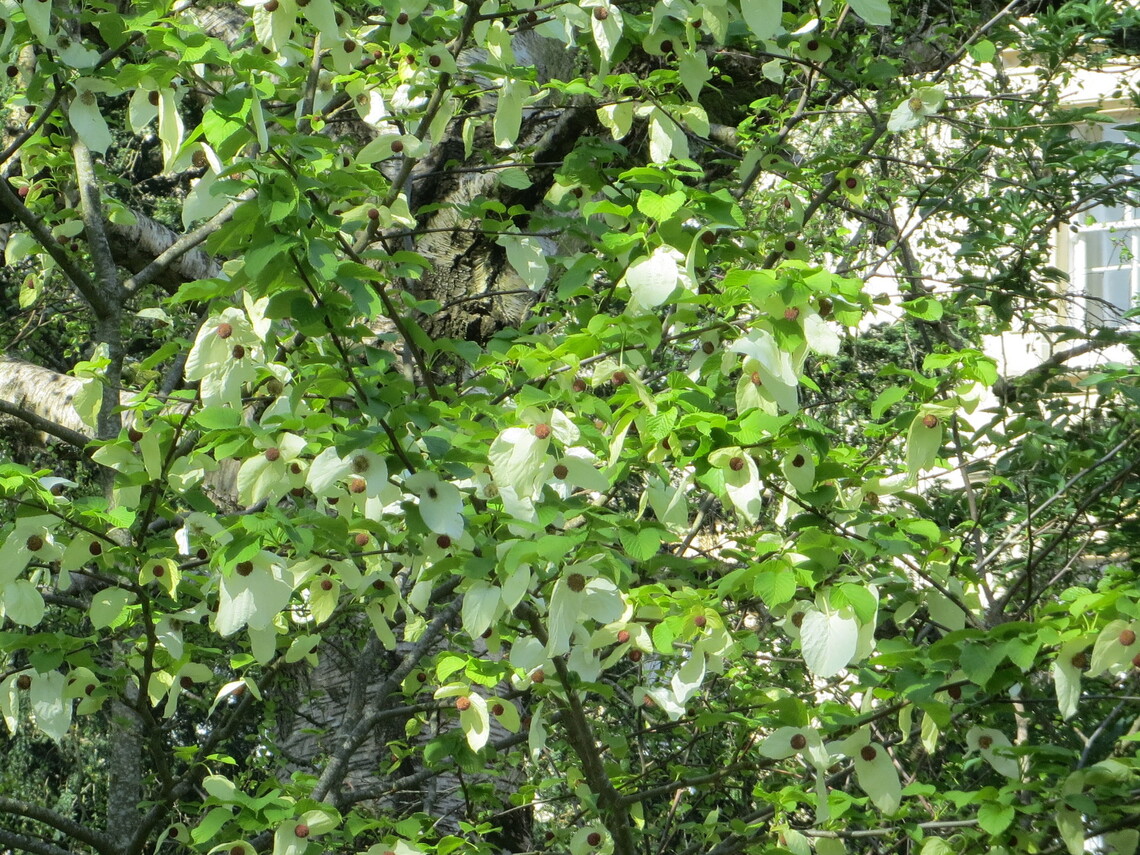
0 827 81 855
0 398 91 449
0 797 116 855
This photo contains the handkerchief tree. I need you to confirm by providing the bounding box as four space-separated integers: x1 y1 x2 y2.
1 1 1139 855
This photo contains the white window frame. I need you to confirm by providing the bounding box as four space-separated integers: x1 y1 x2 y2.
1069 123 1140 330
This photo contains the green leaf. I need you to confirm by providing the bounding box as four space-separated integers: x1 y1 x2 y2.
977 803 1015 836
498 168 532 189
740 0 783 41
679 51 713 101
194 406 242 430
871 386 908 420
848 0 892 26
837 584 878 624
653 620 676 654
969 39 996 63
1056 805 1085 855
921 838 952 855
192 807 234 844
3 580 46 627
89 588 136 629
619 527 662 562
637 190 686 222
754 569 795 609
260 176 299 225
901 296 944 321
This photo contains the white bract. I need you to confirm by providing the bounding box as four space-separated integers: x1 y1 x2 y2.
214 554 297 638
621 245 693 311
185 308 265 409
69 79 118 154
729 329 801 413
0 516 64 584
709 448 762 523
967 726 1019 778
404 470 465 537
799 604 859 678
888 86 946 132
176 512 233 556
237 434 308 506
547 566 625 656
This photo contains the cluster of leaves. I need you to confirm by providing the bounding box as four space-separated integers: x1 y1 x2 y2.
1 0 1140 855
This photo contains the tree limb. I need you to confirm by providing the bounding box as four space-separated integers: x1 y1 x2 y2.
115 197 236 294
0 169 100 302
0 826 81 855
0 358 96 442
0 398 91 448
312 588 464 803
0 797 116 855
993 334 1128 403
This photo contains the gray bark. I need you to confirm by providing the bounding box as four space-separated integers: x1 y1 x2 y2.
107 212 223 293
0 357 94 444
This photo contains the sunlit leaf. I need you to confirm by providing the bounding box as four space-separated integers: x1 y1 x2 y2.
800 606 858 678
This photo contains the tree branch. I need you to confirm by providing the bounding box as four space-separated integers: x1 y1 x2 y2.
993 334 1127 403
0 797 116 855
981 428 1140 617
72 138 122 316
312 587 464 803
0 398 91 448
519 607 637 855
0 826 81 855
72 138 124 442
0 358 96 442
116 196 239 295
0 169 100 302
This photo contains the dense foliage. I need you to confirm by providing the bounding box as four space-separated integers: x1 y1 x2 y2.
1 1 1139 855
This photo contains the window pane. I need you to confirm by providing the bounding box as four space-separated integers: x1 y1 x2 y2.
1090 200 1126 224
1085 268 1134 327
1086 228 1139 269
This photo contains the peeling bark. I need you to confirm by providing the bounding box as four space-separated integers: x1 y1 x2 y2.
107 212 223 293
0 357 93 444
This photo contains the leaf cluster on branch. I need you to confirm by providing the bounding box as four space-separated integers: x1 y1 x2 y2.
1 1 1140 855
